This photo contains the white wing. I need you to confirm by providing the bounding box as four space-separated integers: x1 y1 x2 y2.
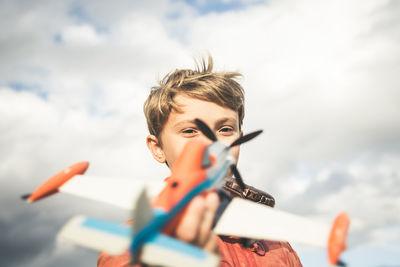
59 175 164 210
214 198 331 247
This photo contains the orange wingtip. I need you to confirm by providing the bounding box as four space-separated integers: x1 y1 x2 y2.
327 212 350 265
27 161 89 203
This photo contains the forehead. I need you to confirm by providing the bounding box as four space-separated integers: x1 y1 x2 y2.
169 94 238 125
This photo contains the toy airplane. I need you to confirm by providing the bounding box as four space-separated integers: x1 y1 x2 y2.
23 119 350 267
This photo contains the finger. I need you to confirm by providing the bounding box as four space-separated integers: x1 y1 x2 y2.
203 232 220 254
175 195 205 243
197 192 219 246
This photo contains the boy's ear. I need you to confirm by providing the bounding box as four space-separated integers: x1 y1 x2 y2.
146 135 166 163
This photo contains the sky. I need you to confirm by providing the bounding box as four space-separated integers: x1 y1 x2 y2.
0 0 399 266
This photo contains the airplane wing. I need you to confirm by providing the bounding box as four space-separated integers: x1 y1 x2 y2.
214 197 330 246
141 232 219 267
58 216 219 267
23 161 164 210
58 215 130 255
60 175 163 210
213 198 349 265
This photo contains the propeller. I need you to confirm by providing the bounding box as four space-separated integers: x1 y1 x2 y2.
229 130 263 148
230 165 246 191
194 118 262 148
194 118 263 191
194 119 217 141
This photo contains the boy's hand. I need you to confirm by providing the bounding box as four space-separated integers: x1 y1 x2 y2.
174 191 220 253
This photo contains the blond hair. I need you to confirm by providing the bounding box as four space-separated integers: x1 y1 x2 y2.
143 56 245 139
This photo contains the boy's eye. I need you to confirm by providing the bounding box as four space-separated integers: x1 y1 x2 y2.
219 126 234 135
220 127 232 132
183 128 196 133
181 128 198 136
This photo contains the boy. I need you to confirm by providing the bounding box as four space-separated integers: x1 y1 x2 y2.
98 56 302 266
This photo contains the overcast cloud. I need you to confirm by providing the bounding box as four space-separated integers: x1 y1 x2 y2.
0 0 399 266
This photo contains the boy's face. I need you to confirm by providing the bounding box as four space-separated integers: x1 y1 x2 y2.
147 94 242 168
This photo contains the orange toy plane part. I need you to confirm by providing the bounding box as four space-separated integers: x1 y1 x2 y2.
153 141 209 235
26 161 89 203
153 140 208 212
327 212 350 265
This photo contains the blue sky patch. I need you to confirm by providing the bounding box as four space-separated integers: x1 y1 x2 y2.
67 4 109 33
7 82 48 100
53 33 63 44
68 4 91 23
182 0 246 15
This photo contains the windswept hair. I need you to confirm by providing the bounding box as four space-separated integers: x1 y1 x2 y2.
143 55 245 138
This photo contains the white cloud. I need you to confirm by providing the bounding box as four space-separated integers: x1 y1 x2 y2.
1 0 399 266
60 24 106 45
181 0 400 259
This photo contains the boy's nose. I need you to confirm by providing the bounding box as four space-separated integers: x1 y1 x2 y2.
198 131 215 145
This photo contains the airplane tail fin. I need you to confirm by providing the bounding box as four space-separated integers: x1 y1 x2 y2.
132 188 154 235
130 187 155 264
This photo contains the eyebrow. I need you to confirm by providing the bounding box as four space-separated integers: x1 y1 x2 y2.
214 118 238 131
173 120 197 130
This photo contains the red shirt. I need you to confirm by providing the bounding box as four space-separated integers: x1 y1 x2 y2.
97 236 302 267
218 236 302 267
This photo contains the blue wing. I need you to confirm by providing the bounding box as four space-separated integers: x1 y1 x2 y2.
58 216 218 267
